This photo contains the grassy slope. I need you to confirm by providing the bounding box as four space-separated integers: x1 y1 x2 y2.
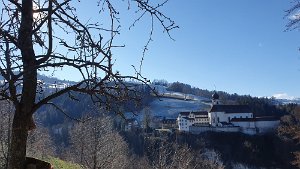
46 157 83 169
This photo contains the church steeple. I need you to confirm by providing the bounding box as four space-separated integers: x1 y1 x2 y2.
212 91 219 105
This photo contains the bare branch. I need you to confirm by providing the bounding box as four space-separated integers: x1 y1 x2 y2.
44 102 81 122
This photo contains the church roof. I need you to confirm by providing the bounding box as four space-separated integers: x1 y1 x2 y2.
210 105 251 114
195 116 209 119
179 112 190 116
179 111 208 116
193 111 208 116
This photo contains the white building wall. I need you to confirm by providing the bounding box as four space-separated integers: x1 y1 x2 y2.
209 112 253 126
190 126 212 134
178 117 193 132
177 117 182 130
194 118 209 125
215 112 227 124
231 121 256 128
208 113 212 126
178 112 209 131
190 126 240 134
255 120 280 133
227 113 253 121
232 120 280 134
209 112 226 126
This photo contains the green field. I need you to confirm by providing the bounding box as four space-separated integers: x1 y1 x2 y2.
46 157 83 169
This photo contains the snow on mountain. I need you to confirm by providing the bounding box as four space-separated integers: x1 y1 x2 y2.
274 98 300 105
271 93 300 105
125 85 211 121
151 84 210 102
146 97 210 118
125 97 210 122
272 93 296 100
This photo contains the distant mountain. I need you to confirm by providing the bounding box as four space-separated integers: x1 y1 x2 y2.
274 98 300 105
37 74 76 84
1 75 295 123
0 74 76 88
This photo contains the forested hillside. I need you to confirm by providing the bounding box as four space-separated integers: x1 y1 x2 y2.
166 81 291 117
0 76 298 168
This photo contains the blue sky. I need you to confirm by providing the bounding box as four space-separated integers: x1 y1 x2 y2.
52 1 300 99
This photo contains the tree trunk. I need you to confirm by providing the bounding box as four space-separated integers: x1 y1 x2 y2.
8 111 30 169
7 0 38 167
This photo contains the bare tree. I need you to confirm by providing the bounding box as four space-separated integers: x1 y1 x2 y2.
285 3 300 167
197 148 225 169
146 141 195 169
143 106 152 132
172 144 195 169
0 101 56 169
0 0 177 168
126 155 152 169
69 115 130 169
146 139 225 169
0 101 13 169
26 125 55 159
277 107 300 168
153 141 174 169
286 1 300 31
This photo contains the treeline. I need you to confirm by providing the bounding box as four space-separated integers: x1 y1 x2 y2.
165 81 237 101
195 132 291 168
1 78 298 168
1 100 300 168
165 81 290 117
36 84 154 127
0 102 224 169
277 105 300 168
121 128 299 169
236 96 294 117
122 117 300 169
30 83 155 148
35 78 291 129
